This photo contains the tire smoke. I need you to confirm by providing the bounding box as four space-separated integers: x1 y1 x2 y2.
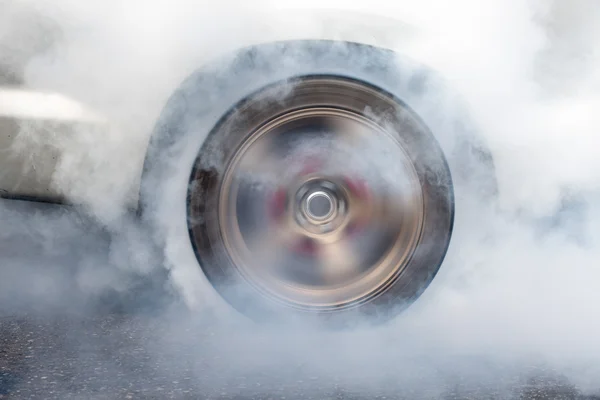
1 0 599 397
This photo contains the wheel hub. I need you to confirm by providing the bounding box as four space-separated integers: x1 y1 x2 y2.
305 191 334 221
294 178 347 234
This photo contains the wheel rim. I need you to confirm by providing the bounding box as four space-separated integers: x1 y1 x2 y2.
189 76 451 312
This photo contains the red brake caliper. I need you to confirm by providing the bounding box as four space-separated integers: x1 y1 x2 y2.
267 188 287 221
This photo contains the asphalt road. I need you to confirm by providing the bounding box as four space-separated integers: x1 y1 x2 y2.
0 198 599 400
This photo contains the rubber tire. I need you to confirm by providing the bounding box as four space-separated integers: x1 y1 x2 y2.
140 40 496 326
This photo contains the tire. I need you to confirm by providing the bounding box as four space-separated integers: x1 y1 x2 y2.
140 40 496 325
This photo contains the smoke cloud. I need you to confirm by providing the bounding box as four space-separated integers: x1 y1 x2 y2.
1 0 600 397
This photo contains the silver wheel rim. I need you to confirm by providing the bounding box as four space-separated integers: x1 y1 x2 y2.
215 98 426 309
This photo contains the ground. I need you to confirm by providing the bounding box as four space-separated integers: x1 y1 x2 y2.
0 198 599 400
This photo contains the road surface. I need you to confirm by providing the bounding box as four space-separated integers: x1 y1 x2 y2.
0 199 598 400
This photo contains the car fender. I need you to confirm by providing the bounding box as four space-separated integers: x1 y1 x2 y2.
0 6 427 209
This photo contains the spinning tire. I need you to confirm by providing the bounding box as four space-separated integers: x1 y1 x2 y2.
141 40 495 324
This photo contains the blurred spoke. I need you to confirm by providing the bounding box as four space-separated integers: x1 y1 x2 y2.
236 134 279 179
326 114 372 145
246 220 305 274
316 238 362 284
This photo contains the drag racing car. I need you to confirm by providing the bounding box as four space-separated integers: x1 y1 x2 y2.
2 0 583 324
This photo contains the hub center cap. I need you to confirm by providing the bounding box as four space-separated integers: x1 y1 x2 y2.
305 191 334 220
294 179 347 233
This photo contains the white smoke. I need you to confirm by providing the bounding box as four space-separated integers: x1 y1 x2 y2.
2 0 600 396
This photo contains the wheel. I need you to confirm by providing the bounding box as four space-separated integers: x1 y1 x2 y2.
141 40 496 325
